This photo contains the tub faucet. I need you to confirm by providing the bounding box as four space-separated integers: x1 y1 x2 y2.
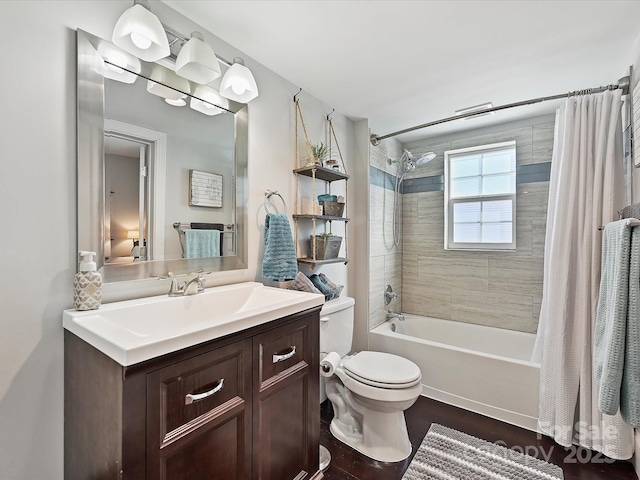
158 270 209 296
386 310 405 321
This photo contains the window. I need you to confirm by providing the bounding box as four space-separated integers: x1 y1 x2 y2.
444 141 516 250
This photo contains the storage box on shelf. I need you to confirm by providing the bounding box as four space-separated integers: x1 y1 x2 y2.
293 165 349 269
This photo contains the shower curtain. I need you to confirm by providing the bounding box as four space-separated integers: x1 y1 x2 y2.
532 89 634 459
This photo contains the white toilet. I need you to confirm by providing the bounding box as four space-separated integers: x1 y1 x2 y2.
320 296 422 462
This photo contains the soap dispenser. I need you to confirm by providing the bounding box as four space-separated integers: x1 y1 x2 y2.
74 251 102 311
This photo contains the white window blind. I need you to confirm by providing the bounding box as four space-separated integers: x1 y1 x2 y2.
444 141 516 250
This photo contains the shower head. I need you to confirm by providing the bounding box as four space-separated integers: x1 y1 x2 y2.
400 149 436 173
413 151 437 166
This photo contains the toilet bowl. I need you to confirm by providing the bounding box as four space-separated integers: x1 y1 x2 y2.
320 297 423 462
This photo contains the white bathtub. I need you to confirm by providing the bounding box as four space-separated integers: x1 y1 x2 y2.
369 314 540 431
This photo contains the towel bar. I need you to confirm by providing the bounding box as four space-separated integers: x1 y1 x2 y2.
598 217 640 231
172 222 233 257
264 190 286 214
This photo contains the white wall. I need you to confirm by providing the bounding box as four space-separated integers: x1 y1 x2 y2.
0 1 366 478
105 153 140 258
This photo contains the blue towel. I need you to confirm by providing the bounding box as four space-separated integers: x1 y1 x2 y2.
184 229 220 258
262 213 298 281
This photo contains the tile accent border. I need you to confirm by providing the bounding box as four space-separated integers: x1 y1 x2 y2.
370 162 551 194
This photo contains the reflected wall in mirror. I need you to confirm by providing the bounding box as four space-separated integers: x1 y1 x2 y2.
77 29 248 284
104 75 235 263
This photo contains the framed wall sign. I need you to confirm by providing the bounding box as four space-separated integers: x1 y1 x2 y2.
189 170 223 208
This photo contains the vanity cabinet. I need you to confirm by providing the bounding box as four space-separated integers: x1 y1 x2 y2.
64 307 322 480
146 339 253 479
253 316 316 480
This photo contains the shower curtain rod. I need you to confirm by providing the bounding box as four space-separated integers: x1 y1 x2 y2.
370 76 630 145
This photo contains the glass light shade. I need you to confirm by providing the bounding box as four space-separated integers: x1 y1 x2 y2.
220 59 259 103
112 4 170 62
175 32 221 84
190 85 228 116
146 66 191 101
97 42 141 84
165 97 187 107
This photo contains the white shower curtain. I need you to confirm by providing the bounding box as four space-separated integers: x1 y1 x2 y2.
532 89 634 459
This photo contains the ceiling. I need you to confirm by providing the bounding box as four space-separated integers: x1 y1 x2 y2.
163 0 640 143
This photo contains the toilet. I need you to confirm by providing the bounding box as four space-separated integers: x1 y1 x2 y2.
320 296 422 462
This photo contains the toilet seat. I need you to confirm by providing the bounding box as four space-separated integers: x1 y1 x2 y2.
343 351 421 389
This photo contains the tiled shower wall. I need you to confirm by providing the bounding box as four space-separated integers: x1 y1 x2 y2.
400 114 555 333
368 114 555 333
369 137 404 330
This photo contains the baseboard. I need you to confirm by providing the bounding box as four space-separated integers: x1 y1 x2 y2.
421 384 539 433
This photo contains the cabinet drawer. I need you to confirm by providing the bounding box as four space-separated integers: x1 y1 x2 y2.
255 317 311 386
147 338 252 447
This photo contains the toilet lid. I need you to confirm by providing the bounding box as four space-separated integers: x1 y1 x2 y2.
343 351 421 389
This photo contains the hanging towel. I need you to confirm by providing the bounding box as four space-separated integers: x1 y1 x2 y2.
262 213 298 281
621 227 640 426
184 229 220 258
594 220 632 416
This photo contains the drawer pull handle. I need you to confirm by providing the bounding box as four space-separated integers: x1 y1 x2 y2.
272 346 296 363
185 378 224 405
320 316 330 322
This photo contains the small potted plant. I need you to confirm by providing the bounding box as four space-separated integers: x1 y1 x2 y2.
307 141 330 166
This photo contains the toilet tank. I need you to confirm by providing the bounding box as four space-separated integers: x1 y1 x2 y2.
320 296 355 356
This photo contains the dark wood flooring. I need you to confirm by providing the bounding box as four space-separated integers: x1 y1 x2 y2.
320 396 638 480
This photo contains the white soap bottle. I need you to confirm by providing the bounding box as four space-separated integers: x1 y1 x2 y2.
73 251 102 311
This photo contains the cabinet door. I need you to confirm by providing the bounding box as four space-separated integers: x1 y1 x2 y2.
147 338 252 480
253 314 320 480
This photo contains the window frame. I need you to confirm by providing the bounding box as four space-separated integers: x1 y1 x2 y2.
444 141 517 251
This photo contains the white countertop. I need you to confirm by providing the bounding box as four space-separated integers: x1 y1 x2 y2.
63 282 324 366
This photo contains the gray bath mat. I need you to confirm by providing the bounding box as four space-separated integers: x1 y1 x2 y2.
402 423 563 480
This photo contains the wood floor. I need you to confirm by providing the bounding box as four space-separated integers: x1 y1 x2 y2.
319 396 638 480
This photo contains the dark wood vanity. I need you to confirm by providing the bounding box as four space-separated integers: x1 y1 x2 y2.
64 306 322 480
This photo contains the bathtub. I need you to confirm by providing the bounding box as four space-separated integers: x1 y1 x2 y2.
369 314 540 431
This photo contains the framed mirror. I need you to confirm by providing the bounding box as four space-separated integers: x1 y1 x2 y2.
77 29 247 283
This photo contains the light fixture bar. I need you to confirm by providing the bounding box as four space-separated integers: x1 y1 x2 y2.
162 25 233 67
160 25 259 103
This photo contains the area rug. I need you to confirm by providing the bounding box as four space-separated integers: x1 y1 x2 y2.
402 424 563 480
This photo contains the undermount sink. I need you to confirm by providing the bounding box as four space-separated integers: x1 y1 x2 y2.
63 282 324 366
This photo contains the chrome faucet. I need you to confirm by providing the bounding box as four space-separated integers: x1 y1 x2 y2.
384 285 398 305
158 270 209 296
386 310 405 321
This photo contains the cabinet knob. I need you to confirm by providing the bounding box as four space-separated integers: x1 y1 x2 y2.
185 378 224 405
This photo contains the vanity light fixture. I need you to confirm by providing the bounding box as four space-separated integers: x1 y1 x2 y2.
175 31 221 84
190 85 228 116
112 1 170 62
162 26 260 104
219 57 259 104
164 97 187 107
146 66 191 102
97 43 141 84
